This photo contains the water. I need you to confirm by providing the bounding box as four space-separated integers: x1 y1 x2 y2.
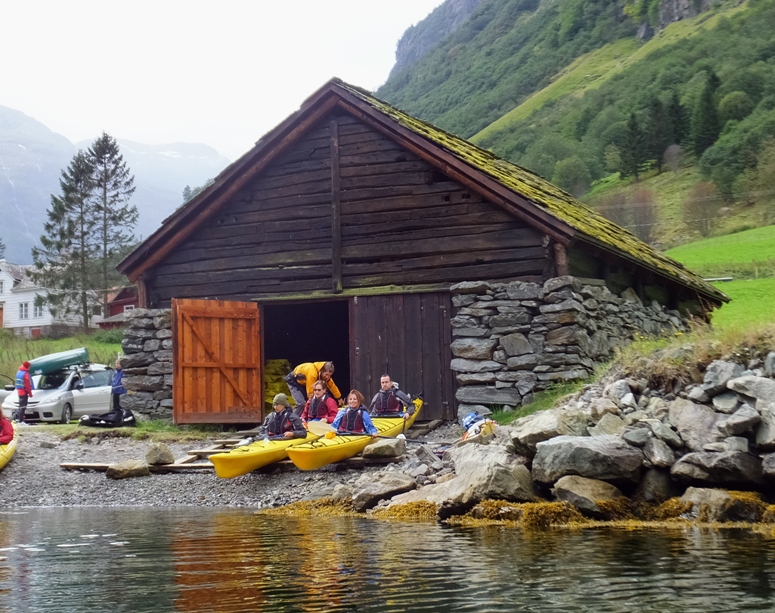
1 507 775 612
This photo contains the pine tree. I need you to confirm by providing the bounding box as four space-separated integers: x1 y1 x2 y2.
619 113 646 180
691 82 720 157
646 97 670 173
666 90 688 146
87 132 137 317
31 151 100 332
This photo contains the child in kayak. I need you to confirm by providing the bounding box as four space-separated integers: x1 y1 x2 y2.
259 394 307 439
332 390 378 437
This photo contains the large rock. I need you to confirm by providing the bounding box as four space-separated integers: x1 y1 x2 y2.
450 358 502 373
532 435 644 484
509 408 589 456
362 438 406 458
388 444 539 515
145 442 174 465
668 398 723 451
106 459 151 480
450 339 497 360
702 360 744 396
551 475 624 518
680 487 764 522
762 452 775 480
727 376 775 408
670 451 764 486
643 437 675 468
634 468 677 504
456 386 522 406
716 404 760 437
499 333 533 356
351 472 417 512
588 413 625 437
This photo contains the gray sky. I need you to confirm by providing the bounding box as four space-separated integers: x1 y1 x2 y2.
0 0 443 160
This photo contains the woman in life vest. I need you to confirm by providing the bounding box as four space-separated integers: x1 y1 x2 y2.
14 360 34 423
258 393 307 439
332 389 378 437
301 380 338 424
0 414 14 445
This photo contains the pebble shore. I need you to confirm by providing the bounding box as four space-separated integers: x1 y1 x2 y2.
0 424 460 509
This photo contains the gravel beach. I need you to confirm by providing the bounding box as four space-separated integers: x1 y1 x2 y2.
0 423 460 509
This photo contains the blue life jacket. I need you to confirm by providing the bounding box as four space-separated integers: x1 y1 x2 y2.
15 369 32 393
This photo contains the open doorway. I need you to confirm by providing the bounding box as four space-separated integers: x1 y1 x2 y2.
262 300 351 397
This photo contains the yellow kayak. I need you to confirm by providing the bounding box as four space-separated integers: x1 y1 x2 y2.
0 423 18 471
287 398 423 471
211 431 320 479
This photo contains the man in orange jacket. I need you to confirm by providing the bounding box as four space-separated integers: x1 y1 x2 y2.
284 361 343 414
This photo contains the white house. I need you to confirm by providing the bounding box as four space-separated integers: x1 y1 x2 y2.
0 259 83 337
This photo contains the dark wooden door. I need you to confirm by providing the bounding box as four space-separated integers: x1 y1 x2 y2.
350 292 454 421
172 299 262 424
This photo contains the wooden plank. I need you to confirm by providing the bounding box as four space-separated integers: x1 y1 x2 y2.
59 462 215 472
330 117 342 293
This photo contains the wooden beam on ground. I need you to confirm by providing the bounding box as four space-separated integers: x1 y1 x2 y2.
60 462 214 472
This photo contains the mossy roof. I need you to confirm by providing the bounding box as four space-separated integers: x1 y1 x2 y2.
332 79 727 304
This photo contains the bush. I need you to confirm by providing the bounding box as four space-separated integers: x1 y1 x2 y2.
92 328 125 344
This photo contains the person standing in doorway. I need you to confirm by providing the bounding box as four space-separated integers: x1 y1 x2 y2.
284 361 343 413
13 360 33 424
111 359 126 413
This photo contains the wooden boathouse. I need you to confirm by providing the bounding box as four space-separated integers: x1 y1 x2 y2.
117 78 726 425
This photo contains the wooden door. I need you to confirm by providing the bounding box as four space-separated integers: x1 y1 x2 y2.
172 299 262 424
350 292 455 421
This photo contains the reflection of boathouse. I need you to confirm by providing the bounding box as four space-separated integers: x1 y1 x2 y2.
117 79 725 425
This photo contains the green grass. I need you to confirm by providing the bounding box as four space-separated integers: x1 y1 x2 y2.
709 279 775 330
0 332 121 380
665 225 775 278
491 380 588 426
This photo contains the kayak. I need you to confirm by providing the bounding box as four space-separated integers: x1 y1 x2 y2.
0 423 18 471
29 348 90 376
287 398 423 471
210 431 320 479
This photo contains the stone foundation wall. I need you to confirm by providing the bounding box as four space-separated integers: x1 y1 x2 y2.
451 276 688 420
120 308 173 419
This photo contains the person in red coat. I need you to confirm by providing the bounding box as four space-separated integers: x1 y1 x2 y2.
301 380 339 424
14 360 34 424
0 415 13 445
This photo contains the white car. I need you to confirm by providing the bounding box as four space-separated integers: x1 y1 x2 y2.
1 365 114 424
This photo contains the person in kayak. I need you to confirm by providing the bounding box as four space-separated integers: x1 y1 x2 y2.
332 390 378 437
301 380 338 424
369 374 414 419
13 360 34 424
284 362 343 413
0 414 13 445
258 393 307 439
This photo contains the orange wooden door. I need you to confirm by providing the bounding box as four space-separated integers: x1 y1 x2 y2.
172 299 262 424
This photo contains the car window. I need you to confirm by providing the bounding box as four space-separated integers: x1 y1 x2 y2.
37 370 71 390
80 371 104 389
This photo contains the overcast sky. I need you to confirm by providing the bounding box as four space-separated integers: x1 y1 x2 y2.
0 0 443 160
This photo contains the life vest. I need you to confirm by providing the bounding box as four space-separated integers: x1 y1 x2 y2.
15 369 30 395
307 393 331 420
267 409 296 436
338 407 366 433
372 389 403 415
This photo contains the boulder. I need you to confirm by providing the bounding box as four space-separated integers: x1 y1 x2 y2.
702 360 744 396
351 473 417 512
680 487 764 522
387 444 539 515
755 404 775 450
716 405 760 437
532 435 644 484
711 392 740 414
643 437 675 468
509 408 588 456
644 419 683 449
499 333 533 356
761 452 775 480
331 484 353 504
670 451 764 486
451 339 497 360
622 427 651 447
727 376 775 407
106 459 151 480
456 386 521 406
588 413 625 437
414 445 444 472
668 398 723 451
362 438 406 458
145 442 175 465
450 359 502 373
551 475 625 518
634 468 677 504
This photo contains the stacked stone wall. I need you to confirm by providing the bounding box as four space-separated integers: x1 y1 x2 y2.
451 276 688 419
120 308 173 419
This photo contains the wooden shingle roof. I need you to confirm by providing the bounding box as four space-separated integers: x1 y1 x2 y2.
118 78 727 305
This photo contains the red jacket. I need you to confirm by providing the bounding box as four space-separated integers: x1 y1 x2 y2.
301 394 338 423
0 418 14 445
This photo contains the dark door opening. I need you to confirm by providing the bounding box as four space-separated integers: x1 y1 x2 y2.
262 300 351 399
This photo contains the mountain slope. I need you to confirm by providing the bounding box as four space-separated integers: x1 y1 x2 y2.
0 106 229 264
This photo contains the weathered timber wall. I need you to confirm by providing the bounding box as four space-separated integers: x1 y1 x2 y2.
450 276 689 421
144 112 548 307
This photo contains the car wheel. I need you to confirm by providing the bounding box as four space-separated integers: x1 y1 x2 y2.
60 403 73 424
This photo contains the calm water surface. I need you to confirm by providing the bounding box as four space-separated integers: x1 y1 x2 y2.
1 507 774 612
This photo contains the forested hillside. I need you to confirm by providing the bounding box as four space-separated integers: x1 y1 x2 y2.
378 0 775 248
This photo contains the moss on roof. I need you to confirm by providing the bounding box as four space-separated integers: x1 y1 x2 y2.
335 79 727 304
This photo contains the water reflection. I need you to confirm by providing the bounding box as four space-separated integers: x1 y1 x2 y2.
1 508 775 612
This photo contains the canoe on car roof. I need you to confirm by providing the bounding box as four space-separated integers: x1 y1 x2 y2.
28 348 90 376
